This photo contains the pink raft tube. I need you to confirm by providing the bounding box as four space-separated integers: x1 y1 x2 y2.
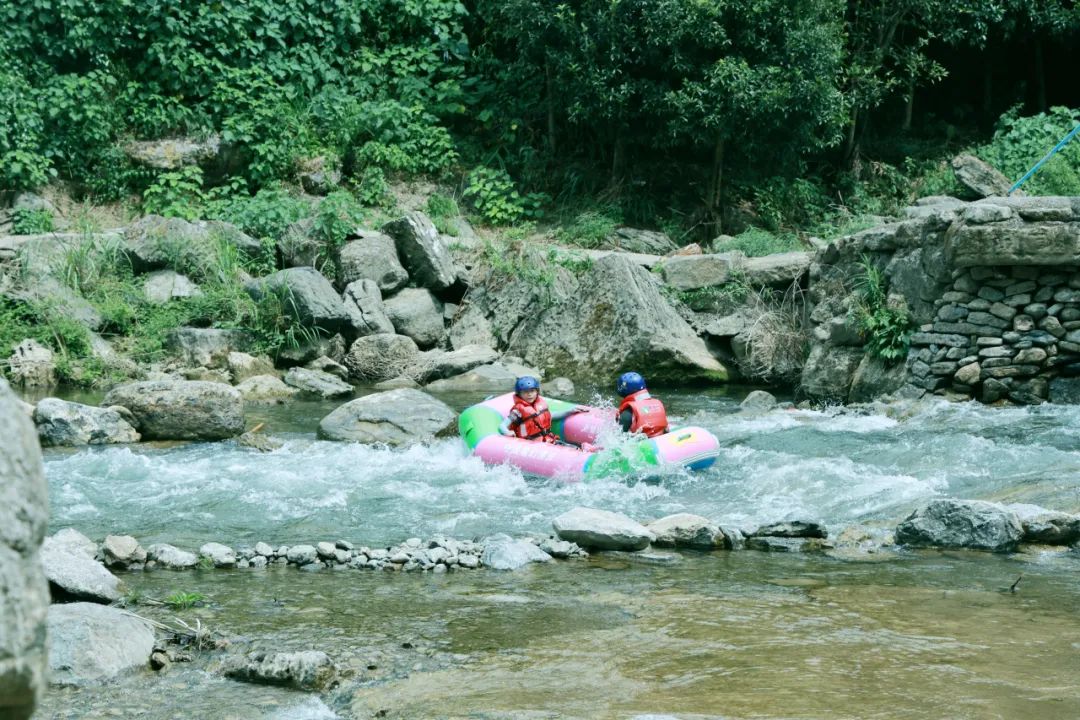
458 392 720 480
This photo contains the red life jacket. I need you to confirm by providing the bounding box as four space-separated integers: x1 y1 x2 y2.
509 395 556 443
618 389 669 438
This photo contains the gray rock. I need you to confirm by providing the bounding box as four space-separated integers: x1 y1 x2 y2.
739 390 777 413
609 227 678 255
343 333 420 383
660 253 742 291
7 339 56 387
746 536 826 553
199 542 236 567
33 398 140 447
552 507 655 551
741 251 812 289
41 529 121 603
283 367 354 398
963 203 1013 224
297 156 340 195
646 514 726 549
895 499 1023 552
286 545 318 565
102 380 245 440
481 539 553 570
123 215 261 275
415 345 499 383
166 328 250 369
101 535 146 567
245 267 352 335
306 355 350 379
125 135 221 170
337 230 409 293
235 375 297 403
751 521 828 539
383 288 446 349
950 154 1013 198
848 354 908 403
254 542 274 557
373 376 422 390
146 543 198 569
227 352 275 383
547 377 576 397
342 278 395 336
317 388 457 446
800 345 863 401
946 220 1080 267
538 538 581 558
0 380 49 718
1006 503 1080 545
47 603 155 686
143 270 202 304
423 360 541 393
383 212 458 291
223 650 338 691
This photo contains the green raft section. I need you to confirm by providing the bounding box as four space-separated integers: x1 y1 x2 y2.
458 400 661 479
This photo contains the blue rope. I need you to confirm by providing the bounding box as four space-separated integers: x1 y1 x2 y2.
1008 122 1080 195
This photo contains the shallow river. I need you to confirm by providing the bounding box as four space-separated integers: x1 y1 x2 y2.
34 386 1080 719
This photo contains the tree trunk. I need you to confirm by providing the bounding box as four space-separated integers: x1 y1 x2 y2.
902 76 914 131
982 63 992 118
611 132 625 187
545 60 557 155
843 107 860 168
1034 39 1046 112
705 136 725 233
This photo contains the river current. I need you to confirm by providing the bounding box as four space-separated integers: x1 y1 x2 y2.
35 386 1080 719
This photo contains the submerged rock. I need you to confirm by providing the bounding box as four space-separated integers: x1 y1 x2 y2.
223 650 338 691
1006 503 1080 545
647 514 726 550
750 521 828 539
47 603 155 686
552 507 655 551
895 499 1023 553
481 538 553 570
739 390 777 413
146 544 198 569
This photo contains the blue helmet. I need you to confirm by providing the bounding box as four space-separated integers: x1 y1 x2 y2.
514 376 540 393
617 371 646 397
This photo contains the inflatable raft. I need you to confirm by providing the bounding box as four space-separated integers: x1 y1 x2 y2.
459 393 720 480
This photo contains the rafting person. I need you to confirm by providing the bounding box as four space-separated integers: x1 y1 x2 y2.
499 376 586 444
615 371 669 438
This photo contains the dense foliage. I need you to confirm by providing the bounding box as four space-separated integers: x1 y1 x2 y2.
1 0 1077 236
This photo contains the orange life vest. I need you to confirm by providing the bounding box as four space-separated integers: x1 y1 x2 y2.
618 389 669 438
509 395 556 443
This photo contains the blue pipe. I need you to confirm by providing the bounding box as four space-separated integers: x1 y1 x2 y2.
1008 122 1080 195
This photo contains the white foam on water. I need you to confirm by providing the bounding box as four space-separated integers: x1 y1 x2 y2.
265 697 339 720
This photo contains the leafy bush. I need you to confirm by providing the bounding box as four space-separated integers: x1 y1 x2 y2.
852 256 912 361
426 193 461 235
978 105 1080 196
0 63 52 191
207 186 309 241
0 296 98 385
11 207 53 234
143 167 206 220
464 167 547 226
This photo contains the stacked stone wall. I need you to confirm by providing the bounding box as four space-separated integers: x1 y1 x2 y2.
905 265 1080 403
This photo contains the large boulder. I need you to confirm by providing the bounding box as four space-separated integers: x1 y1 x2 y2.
848 355 908 403
227 352 276 383
383 212 458 291
123 215 261 275
0 379 49 719
167 327 250 369
235 375 298 403
245 267 352 335
47 603 155 686
660 253 743 291
383 288 445 349
741 252 812 289
944 215 1080 267
608 227 678 255
7 276 103 330
102 380 245 440
895 499 1024 552
343 333 420 383
552 507 656 551
33 398 140 446
800 345 863 401
317 388 457 445
41 529 121 603
336 230 409 292
464 254 726 382
342 279 395 337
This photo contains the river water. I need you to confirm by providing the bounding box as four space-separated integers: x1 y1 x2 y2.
34 386 1080 719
